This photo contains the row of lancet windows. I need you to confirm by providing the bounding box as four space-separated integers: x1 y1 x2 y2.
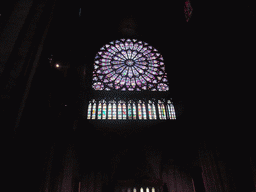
121 187 158 192
87 99 176 120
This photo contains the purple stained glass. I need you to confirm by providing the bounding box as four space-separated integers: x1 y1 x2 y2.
93 38 169 91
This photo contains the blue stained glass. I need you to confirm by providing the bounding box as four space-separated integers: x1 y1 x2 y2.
148 104 152 120
110 74 118 81
116 66 125 73
111 61 122 65
98 103 102 119
107 49 115 54
137 65 147 70
127 50 132 59
137 45 143 52
133 53 142 60
141 47 147 53
126 77 130 87
111 46 118 52
116 44 121 51
87 103 92 119
101 62 111 66
136 61 147 65
128 68 133 78
145 72 154 79
132 67 139 77
133 103 136 119
115 75 122 84
123 103 126 119
122 68 128 76
134 66 143 74
142 104 147 119
125 42 129 50
131 51 137 59
108 103 112 119
101 59 111 63
102 55 112 59
129 42 133 50
117 53 126 60
120 77 126 86
133 43 138 50
131 78 136 88
121 51 128 59
128 104 132 119
143 50 151 55
136 78 141 87
106 72 114 78
143 75 151 82
120 43 125 50
112 64 122 69
103 70 112 75
139 76 147 84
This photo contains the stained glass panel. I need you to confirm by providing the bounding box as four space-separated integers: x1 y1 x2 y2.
98 102 102 119
108 103 112 119
158 103 162 120
152 104 156 119
138 103 142 119
148 103 152 120
133 103 136 119
87 103 92 119
113 103 116 119
128 104 132 119
118 103 122 119
123 103 126 119
103 102 106 119
92 103 96 119
142 103 147 119
92 39 169 91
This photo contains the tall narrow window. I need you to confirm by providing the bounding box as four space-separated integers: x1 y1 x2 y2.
118 102 122 119
158 102 162 119
142 103 147 119
152 103 157 119
102 101 106 119
152 187 155 192
92 102 96 119
161 104 166 119
148 101 152 120
138 101 142 119
128 103 132 119
170 104 176 119
123 103 126 119
146 188 149 192
140 188 143 192
133 188 137 192
87 102 92 119
133 102 136 119
108 102 112 119
98 101 102 119
167 105 171 119
113 102 116 119
127 188 131 192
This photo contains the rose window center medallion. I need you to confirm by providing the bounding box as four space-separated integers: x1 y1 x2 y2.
125 59 134 66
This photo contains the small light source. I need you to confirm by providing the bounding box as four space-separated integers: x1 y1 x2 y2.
56 64 60 68
65 105 67 106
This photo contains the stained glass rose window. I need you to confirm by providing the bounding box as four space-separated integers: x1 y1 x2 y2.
92 39 169 91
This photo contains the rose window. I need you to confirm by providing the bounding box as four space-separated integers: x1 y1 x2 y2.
92 39 169 91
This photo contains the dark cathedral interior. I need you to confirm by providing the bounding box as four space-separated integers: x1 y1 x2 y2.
1 0 255 192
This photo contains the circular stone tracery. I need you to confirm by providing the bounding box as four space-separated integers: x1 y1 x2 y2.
93 39 169 91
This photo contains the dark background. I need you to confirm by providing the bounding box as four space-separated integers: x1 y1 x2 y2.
1 0 255 191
